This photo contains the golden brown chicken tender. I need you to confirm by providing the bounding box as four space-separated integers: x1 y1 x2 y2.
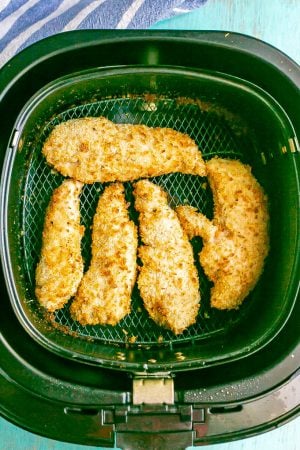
134 180 200 335
35 179 84 312
176 157 269 310
70 183 138 326
43 116 206 183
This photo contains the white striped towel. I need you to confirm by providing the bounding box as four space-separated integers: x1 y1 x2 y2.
0 0 207 67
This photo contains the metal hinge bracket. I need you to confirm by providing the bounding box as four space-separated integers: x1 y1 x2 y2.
133 376 174 405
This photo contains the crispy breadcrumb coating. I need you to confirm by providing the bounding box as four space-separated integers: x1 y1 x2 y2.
43 116 206 183
35 179 84 311
70 183 137 325
176 157 269 310
134 180 200 335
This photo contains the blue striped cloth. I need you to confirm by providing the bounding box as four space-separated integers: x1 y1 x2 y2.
0 0 207 67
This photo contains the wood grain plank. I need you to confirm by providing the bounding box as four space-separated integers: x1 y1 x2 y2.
151 0 300 64
1 416 300 449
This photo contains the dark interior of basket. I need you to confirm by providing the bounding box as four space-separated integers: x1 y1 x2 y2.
10 67 297 357
21 95 261 347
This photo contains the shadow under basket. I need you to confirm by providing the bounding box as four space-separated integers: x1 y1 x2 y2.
1 66 299 372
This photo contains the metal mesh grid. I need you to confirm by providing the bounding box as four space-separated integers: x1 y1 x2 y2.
22 96 250 346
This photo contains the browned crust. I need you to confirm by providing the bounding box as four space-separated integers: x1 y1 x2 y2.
134 180 200 335
43 117 206 183
176 157 269 310
70 183 138 326
35 179 84 311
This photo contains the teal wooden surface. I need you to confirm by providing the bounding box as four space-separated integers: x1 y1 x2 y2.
151 0 300 64
1 0 299 449
1 415 300 449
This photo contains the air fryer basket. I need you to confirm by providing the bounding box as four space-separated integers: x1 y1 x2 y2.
1 31 300 449
1 66 299 371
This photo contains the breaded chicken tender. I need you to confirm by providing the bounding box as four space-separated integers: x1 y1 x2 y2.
43 117 206 183
35 179 84 311
134 180 200 335
70 183 137 326
176 157 269 310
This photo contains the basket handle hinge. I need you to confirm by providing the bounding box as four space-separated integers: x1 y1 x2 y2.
100 376 206 449
132 375 174 405
103 403 205 450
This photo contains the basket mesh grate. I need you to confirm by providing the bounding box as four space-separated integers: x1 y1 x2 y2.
22 97 251 346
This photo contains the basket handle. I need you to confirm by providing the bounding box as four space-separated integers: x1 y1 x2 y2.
107 403 203 450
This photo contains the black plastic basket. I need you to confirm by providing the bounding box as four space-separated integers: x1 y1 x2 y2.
0 31 299 449
1 65 299 371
